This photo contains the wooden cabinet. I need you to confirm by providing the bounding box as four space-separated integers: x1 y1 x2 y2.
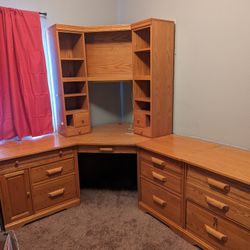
0 170 33 224
138 149 184 227
0 147 80 229
132 19 175 137
50 27 91 137
50 18 174 138
137 138 250 250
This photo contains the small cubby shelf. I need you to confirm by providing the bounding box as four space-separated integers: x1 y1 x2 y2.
133 26 150 51
63 81 86 95
58 32 85 58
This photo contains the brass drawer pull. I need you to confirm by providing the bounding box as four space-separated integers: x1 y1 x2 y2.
205 196 229 211
207 178 230 192
152 171 167 182
48 188 65 198
151 157 165 167
205 224 228 242
99 147 113 152
46 167 63 176
152 195 167 207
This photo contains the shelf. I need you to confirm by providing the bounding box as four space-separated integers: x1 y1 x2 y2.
133 26 150 51
58 32 85 58
134 48 150 53
64 93 87 98
87 75 133 82
62 77 86 82
61 57 85 61
134 110 151 115
133 75 151 80
61 60 85 77
65 109 88 115
134 97 150 102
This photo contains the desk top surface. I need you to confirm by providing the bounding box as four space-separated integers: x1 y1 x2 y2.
0 124 249 186
137 135 250 186
0 124 148 162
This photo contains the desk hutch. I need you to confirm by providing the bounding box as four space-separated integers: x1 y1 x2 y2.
0 18 249 250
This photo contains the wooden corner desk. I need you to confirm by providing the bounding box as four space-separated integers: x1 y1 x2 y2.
0 123 249 249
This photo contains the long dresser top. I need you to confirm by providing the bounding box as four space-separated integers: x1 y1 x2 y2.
0 124 249 185
137 135 250 186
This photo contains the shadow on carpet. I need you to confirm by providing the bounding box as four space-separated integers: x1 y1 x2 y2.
14 189 197 250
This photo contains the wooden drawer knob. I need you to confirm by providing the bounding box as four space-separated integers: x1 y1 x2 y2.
207 178 230 192
152 195 167 207
152 157 165 167
206 196 229 212
59 150 63 157
152 171 167 182
205 224 228 242
46 167 63 176
99 147 113 152
15 160 19 167
48 188 65 198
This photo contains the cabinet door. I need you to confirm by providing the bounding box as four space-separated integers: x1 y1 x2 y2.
1 170 33 224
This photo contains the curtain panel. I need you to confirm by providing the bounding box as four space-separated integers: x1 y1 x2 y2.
0 7 53 140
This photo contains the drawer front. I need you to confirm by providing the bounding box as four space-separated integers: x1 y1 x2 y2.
186 183 250 229
32 174 77 211
134 112 147 128
74 112 89 128
78 145 137 154
186 201 249 250
187 167 250 206
0 148 75 173
140 150 183 175
140 178 182 225
31 158 75 184
140 160 182 194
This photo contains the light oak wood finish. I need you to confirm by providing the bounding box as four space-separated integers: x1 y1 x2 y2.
141 178 182 225
52 18 174 138
32 174 77 211
132 19 175 137
137 134 250 249
85 31 132 81
186 201 249 250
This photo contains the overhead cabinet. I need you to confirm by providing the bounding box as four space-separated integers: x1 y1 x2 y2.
50 18 175 137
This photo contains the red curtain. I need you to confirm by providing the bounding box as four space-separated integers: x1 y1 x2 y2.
0 7 53 140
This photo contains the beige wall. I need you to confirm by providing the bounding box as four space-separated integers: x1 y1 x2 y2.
118 0 250 150
0 0 117 26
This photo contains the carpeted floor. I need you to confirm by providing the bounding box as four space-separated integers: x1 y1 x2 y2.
14 189 197 250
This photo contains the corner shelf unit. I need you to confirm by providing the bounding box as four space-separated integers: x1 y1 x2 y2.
132 19 174 137
50 28 91 136
50 18 174 138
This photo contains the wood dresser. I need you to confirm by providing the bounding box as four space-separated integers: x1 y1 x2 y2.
0 124 249 249
137 135 250 250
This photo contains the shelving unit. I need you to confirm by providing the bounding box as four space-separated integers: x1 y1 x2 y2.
50 18 174 138
50 27 91 136
132 19 174 137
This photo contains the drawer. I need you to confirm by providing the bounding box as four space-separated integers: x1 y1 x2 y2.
140 159 182 194
32 174 77 211
187 167 250 206
30 158 75 184
186 201 249 250
0 148 75 173
78 145 137 154
140 150 183 175
134 112 148 128
74 112 89 128
140 178 182 225
186 182 250 229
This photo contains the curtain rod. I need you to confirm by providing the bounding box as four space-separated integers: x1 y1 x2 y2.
39 12 47 17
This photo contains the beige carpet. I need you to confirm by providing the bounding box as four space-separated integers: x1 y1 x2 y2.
14 189 197 250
